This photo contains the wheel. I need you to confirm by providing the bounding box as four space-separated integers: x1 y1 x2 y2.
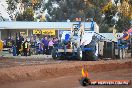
77 48 83 60
51 48 58 60
83 50 95 61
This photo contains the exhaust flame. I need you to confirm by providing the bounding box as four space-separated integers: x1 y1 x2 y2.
82 68 89 78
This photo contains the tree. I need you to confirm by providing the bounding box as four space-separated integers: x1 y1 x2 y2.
114 0 132 32
45 0 87 21
118 0 132 20
99 0 131 32
16 7 34 21
115 16 131 32
6 0 131 32
6 0 46 21
45 0 110 24
6 0 19 20
16 14 23 21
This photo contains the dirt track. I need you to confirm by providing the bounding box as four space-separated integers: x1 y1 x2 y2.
0 58 132 88
1 68 132 88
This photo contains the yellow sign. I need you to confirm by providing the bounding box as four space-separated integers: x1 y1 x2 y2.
33 30 55 35
33 30 41 34
41 30 55 35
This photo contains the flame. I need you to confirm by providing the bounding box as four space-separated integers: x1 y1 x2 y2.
82 68 89 78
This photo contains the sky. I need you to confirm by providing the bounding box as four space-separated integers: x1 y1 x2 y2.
0 0 11 20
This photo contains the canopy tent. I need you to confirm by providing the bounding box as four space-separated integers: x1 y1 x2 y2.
0 22 98 30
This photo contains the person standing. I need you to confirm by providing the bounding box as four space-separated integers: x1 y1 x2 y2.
16 37 21 56
42 36 49 55
23 39 28 56
48 38 54 55
53 37 58 47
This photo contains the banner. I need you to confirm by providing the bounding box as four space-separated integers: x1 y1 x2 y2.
33 30 41 34
33 30 55 35
41 30 55 35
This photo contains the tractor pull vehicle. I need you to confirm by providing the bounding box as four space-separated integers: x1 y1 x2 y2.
51 20 111 61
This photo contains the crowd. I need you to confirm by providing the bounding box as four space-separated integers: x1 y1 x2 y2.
3 35 59 56
40 36 59 55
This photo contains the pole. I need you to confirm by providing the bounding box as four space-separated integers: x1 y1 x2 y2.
27 29 28 37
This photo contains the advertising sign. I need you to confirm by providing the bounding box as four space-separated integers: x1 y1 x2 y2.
33 30 55 35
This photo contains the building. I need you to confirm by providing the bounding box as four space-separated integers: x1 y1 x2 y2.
0 21 99 40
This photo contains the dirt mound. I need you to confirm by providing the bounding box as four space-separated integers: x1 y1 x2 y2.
0 59 132 84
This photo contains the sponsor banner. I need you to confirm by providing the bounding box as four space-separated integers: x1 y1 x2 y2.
33 30 55 35
41 30 55 35
33 30 41 35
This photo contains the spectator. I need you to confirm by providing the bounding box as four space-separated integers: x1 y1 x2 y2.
53 37 58 47
19 35 24 43
39 42 44 54
67 41 71 49
16 37 21 56
42 36 49 55
23 39 28 56
48 38 54 54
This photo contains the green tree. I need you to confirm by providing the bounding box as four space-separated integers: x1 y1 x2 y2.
114 0 131 32
45 0 86 21
16 7 34 21
6 0 45 21
16 14 23 21
45 0 114 33
115 16 131 32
